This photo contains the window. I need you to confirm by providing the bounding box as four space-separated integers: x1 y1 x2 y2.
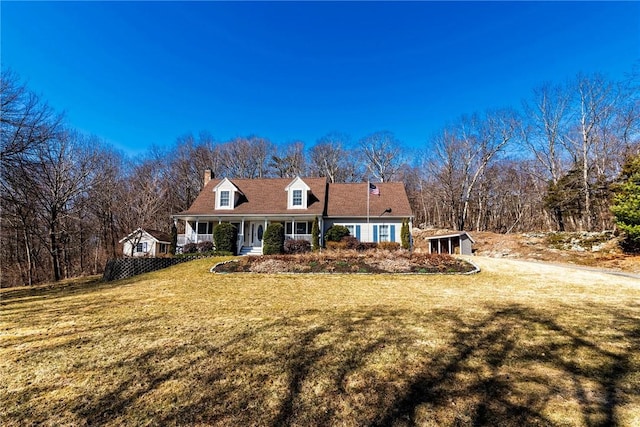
220 190 230 207
292 189 303 206
295 222 309 234
136 242 148 253
286 221 311 235
197 222 212 235
379 225 390 242
345 225 355 236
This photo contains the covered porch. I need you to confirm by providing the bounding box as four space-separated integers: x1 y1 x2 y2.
174 215 321 255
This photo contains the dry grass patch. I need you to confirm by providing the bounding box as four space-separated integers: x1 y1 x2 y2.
1 257 639 426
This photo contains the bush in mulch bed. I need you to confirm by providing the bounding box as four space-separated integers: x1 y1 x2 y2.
211 251 476 274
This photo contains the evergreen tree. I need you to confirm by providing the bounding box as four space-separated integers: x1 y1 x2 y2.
311 217 320 251
611 155 640 252
401 218 411 250
213 223 238 254
263 223 285 255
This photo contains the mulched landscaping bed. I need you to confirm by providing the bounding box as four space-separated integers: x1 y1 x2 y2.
211 251 476 274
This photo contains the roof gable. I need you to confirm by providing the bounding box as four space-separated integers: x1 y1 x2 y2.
119 228 172 243
285 176 311 191
213 177 239 192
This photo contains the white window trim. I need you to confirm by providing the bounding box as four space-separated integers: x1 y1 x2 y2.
285 177 310 209
214 177 238 210
219 190 230 207
292 190 303 207
379 225 390 242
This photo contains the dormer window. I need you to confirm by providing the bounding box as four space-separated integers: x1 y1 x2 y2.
220 191 230 207
292 190 303 207
286 177 311 209
214 177 239 210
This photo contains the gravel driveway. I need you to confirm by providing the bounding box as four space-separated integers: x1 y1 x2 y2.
466 256 640 288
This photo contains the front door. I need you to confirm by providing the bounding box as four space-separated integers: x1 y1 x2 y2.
254 223 264 247
247 222 264 247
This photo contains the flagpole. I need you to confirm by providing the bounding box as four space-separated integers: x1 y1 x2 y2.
367 179 370 229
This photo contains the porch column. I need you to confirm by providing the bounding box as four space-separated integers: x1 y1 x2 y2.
195 220 200 243
264 218 268 242
448 237 453 254
437 239 441 254
292 218 296 240
240 219 245 247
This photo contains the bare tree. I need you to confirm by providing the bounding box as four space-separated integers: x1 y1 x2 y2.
168 132 222 210
1 69 63 172
270 141 307 178
428 110 519 230
309 133 357 183
1 70 66 285
89 146 125 260
30 131 98 281
521 82 573 230
358 130 404 182
119 157 170 240
522 83 572 183
561 74 621 230
221 136 274 178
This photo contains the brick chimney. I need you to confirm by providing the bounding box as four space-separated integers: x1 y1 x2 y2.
203 168 212 186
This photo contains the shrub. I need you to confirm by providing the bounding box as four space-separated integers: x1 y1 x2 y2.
379 241 401 251
176 250 233 258
183 243 198 254
311 217 320 251
401 219 411 250
326 241 347 250
197 241 214 253
342 236 360 250
213 223 238 254
360 242 378 251
263 223 285 255
325 225 350 242
284 239 311 254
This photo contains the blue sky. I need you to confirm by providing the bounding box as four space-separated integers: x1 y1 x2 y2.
2 1 639 156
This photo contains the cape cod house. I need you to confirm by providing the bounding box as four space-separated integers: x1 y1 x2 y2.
172 170 413 255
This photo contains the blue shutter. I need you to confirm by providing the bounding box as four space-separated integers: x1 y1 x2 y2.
355 225 361 241
390 225 396 242
373 225 378 243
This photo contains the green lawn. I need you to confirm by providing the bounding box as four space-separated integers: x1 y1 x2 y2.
1 257 639 426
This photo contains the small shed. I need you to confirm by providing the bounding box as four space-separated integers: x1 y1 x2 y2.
425 231 475 255
119 228 172 257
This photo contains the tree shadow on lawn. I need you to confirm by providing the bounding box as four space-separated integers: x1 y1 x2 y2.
35 305 639 426
0 275 137 308
374 305 640 427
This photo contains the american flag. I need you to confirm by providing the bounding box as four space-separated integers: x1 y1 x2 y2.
369 183 380 196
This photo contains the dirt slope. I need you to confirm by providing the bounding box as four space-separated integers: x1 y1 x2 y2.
413 229 640 274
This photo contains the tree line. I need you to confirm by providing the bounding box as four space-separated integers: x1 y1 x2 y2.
1 68 639 287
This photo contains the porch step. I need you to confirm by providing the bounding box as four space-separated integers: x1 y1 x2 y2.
239 246 262 256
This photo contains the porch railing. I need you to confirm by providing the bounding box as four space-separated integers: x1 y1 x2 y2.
285 234 312 242
177 234 213 246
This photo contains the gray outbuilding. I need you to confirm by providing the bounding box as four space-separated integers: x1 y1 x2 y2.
425 231 475 255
